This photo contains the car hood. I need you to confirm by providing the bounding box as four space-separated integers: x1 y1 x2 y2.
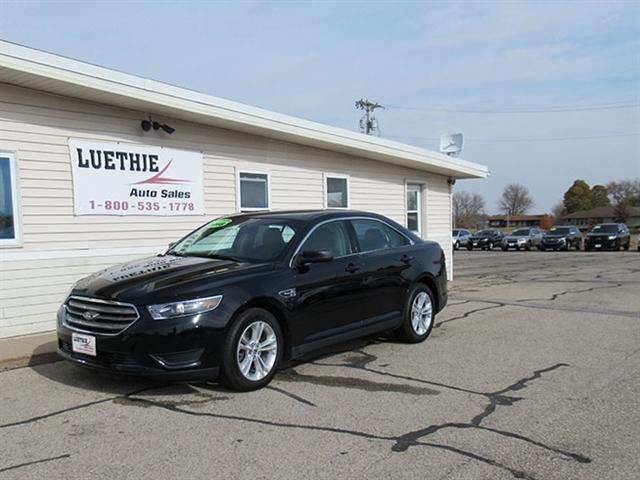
470 235 491 240
587 232 615 237
505 236 527 241
71 254 272 304
543 234 568 239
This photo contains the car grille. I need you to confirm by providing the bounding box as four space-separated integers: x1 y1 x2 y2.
64 296 139 335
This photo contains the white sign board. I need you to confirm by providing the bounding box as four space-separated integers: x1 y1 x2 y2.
69 139 204 215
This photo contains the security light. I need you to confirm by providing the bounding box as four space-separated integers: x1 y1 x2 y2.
141 118 175 135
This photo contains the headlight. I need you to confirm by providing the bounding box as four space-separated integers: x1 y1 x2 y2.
147 295 223 320
608 235 616 240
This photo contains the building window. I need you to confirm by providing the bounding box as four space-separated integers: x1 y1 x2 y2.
238 171 270 211
406 184 421 235
0 153 21 247
325 175 349 209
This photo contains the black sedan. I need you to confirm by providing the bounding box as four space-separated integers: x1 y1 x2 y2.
584 223 631 251
466 229 505 250
540 225 582 251
57 210 448 391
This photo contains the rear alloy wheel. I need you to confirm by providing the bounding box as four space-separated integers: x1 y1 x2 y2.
397 284 435 343
488 242 494 250
221 308 283 391
454 241 460 250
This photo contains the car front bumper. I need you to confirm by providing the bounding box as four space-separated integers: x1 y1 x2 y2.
56 307 227 381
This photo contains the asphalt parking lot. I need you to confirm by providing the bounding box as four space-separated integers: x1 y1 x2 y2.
1 251 639 479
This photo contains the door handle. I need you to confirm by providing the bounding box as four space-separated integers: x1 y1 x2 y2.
399 254 414 263
345 263 360 273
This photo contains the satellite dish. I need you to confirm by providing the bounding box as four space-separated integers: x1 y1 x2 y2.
440 133 463 156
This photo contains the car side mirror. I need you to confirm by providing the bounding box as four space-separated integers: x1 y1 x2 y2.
296 250 334 266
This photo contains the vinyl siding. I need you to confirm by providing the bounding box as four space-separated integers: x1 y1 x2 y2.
0 82 453 338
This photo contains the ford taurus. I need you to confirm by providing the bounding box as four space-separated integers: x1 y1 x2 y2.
57 210 448 391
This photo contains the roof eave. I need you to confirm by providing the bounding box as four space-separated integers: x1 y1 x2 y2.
0 40 489 179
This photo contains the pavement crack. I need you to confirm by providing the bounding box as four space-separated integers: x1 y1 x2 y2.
517 283 622 303
266 385 317 407
0 384 168 429
435 302 506 329
0 454 71 474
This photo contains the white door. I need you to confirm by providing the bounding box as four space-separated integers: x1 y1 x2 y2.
406 184 422 236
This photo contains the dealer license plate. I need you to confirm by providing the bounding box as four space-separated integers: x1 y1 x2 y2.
72 332 96 356
595 244 601 248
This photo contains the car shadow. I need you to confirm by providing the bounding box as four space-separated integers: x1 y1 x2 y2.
27 332 394 396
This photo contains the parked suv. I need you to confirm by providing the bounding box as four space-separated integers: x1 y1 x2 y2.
467 229 504 251
540 225 582 251
584 223 630 251
452 229 472 250
502 227 543 251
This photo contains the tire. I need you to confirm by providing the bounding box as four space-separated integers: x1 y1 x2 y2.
502 246 507 251
467 245 473 251
585 244 590 252
454 241 459 250
540 245 546 251
488 242 494 250
575 240 581 251
624 241 629 251
220 308 283 391
525 242 531 251
396 284 435 343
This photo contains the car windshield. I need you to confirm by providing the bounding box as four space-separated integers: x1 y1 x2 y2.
590 224 618 233
511 229 530 236
453 229 460 235
548 227 571 234
168 217 300 262
476 230 493 236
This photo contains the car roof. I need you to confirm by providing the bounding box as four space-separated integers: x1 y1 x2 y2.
226 209 389 222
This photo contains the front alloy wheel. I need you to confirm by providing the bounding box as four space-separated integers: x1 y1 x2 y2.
397 284 435 342
221 308 283 391
236 321 278 381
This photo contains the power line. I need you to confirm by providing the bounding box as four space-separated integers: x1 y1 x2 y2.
387 132 640 143
386 102 640 114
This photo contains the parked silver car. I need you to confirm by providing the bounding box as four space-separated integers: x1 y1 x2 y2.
452 229 472 250
502 227 544 251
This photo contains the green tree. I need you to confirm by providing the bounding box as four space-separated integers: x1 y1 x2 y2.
590 184 610 208
563 179 593 213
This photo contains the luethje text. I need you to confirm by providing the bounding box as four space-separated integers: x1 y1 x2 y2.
75 148 159 172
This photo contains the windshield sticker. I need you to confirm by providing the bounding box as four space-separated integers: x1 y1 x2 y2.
209 218 232 228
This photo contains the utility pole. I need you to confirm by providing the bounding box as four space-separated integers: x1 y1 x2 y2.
355 98 384 135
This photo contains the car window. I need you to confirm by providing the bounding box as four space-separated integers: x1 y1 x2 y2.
171 217 300 262
300 221 353 258
351 219 409 253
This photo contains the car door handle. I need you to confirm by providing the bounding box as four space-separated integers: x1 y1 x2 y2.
399 254 414 263
345 263 360 273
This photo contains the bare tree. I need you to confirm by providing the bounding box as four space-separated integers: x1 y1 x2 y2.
607 179 640 207
453 191 486 228
551 201 566 220
498 183 534 216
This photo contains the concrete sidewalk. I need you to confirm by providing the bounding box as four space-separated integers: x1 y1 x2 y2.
0 331 58 371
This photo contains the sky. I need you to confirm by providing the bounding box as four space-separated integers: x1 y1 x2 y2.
1 0 639 214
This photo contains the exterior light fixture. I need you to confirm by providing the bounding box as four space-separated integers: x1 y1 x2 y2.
141 118 175 135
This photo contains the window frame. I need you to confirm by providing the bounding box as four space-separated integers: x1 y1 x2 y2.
324 173 350 209
0 152 22 248
236 169 271 212
351 217 411 254
406 183 422 235
289 216 413 267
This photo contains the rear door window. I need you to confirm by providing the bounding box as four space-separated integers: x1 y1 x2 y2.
351 219 409 253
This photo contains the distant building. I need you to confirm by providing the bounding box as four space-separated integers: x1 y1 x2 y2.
560 206 640 230
486 214 548 229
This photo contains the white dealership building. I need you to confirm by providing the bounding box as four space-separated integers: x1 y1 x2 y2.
0 41 488 339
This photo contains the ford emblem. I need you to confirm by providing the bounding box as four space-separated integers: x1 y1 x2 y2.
83 311 100 321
